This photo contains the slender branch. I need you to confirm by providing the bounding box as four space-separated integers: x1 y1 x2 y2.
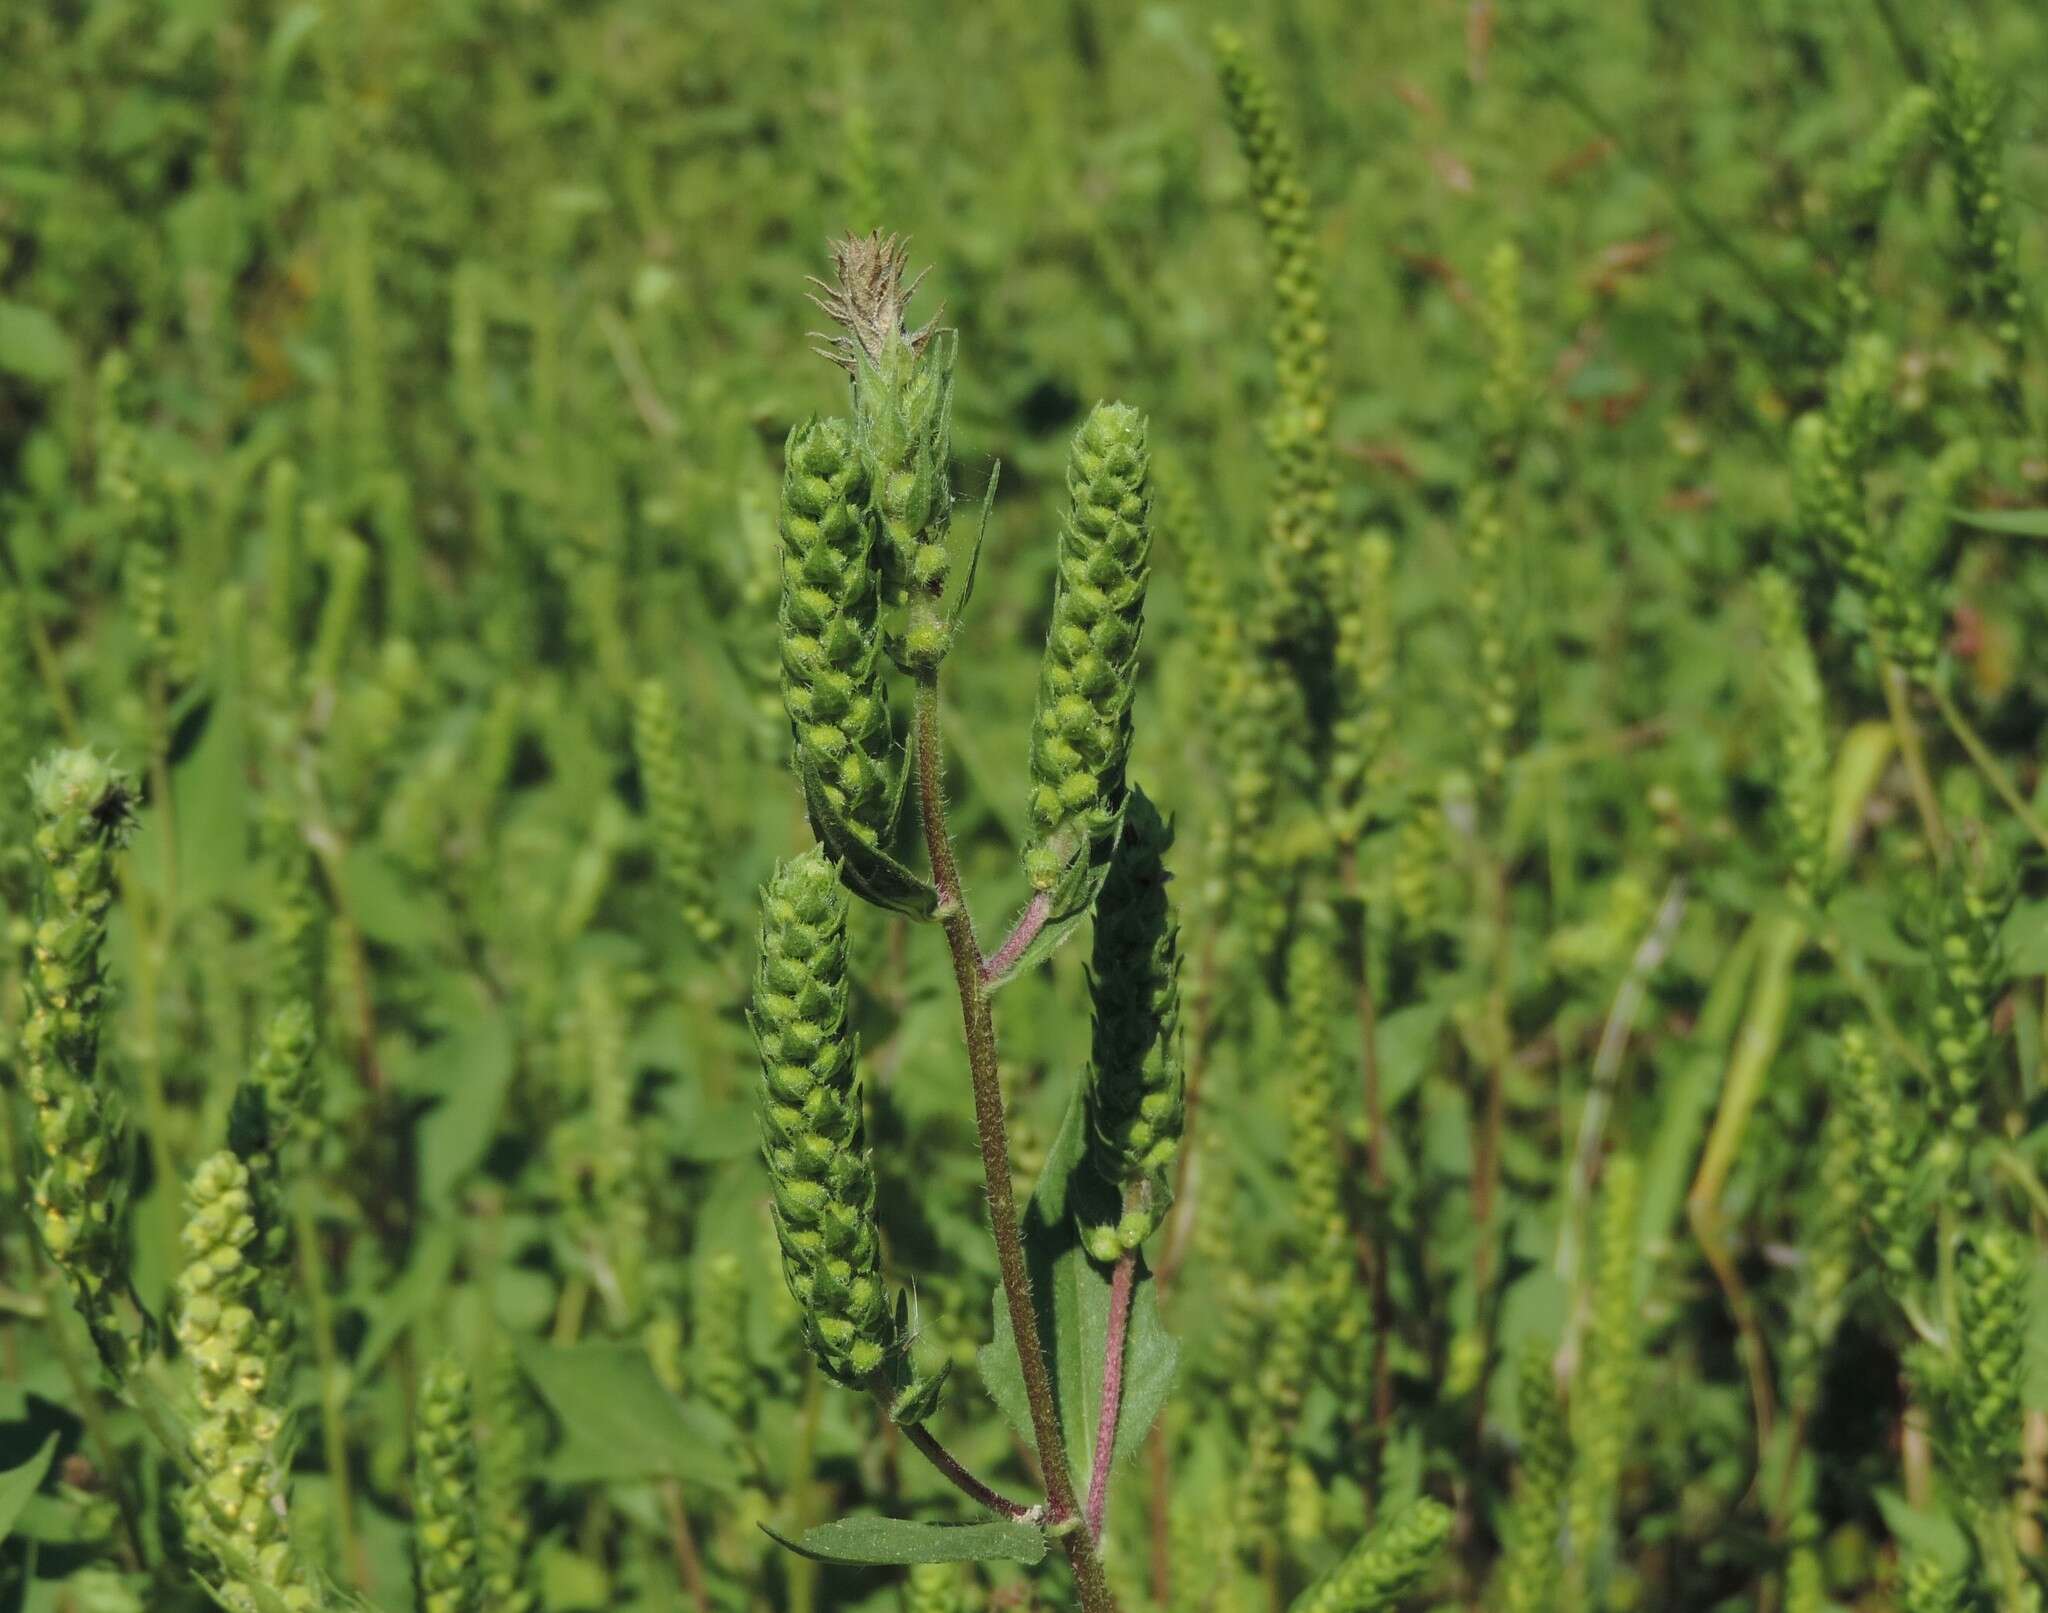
1929 681 2048 856
1882 664 1947 863
659 1477 714 1613
875 1381 1039 1522
1558 880 1686 1291
911 678 1118 1612
1087 1252 1136 1541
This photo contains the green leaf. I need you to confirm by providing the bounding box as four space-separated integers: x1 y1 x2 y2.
414 1003 515 1205
945 460 1000 641
1873 1488 1970 1571
983 816 1121 992
0 301 71 382
1951 506 2048 538
977 1083 1180 1492
795 747 938 920
0 1433 56 1545
518 1341 740 1491
760 1515 1046 1566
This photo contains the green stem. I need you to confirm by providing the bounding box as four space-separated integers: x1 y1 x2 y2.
294 1189 365 1588
1688 910 1805 1449
1929 681 2048 856
1882 664 1947 863
910 677 1116 1613
35 1258 144 1570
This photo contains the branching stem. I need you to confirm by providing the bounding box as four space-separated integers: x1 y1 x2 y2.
911 677 1117 1612
1087 1251 1136 1541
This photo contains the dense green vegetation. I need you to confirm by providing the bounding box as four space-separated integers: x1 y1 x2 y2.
2 1 2048 1609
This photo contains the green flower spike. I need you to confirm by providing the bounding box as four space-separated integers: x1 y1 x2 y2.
1024 402 1153 891
752 849 897 1387
1293 1497 1453 1613
415 1357 483 1613
1755 570 1831 905
177 1152 315 1612
1077 788 1185 1262
779 415 898 850
21 748 138 1359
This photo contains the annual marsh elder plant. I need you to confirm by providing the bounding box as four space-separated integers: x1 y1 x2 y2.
754 233 1171 1609
752 237 1449 1612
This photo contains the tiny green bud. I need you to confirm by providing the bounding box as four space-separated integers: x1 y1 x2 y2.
1836 1024 1919 1289
1024 403 1153 889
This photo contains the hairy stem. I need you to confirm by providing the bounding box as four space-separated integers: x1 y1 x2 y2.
911 678 1117 1611
875 1381 1038 1522
983 890 1052 983
1087 1251 1136 1540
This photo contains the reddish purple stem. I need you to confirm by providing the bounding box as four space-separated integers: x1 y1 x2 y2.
982 890 1053 983
1086 1250 1137 1541
899 1413 1040 1522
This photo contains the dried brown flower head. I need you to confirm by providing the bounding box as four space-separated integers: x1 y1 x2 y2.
807 231 940 372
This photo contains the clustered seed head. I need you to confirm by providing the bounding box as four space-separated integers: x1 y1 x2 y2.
1331 532 1396 846
1235 1270 1315 1544
1077 789 1185 1262
177 1152 316 1612
1836 1024 1918 1290
752 850 896 1386
778 415 897 849
1568 1153 1641 1588
1900 1557 1976 1613
1024 402 1153 890
1481 240 1531 467
477 1340 538 1613
633 677 728 948
1784 1100 1859 1416
1792 335 1938 681
1952 1226 2026 1489
1214 26 1336 638
693 1249 752 1425
1463 494 1521 791
415 1357 483 1613
1935 27 2028 383
1895 439 1980 582
254 1000 320 1142
1926 843 2008 1160
1755 570 1831 905
1293 1498 1454 1613
21 748 137 1338
1844 86 1939 240
1500 1349 1571 1613
1834 86 1938 325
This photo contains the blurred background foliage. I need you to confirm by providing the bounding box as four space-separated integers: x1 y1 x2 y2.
2 0 2048 1609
